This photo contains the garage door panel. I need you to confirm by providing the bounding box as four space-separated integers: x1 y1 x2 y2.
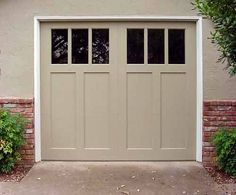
50 72 77 149
126 72 153 149
160 72 187 149
84 72 111 149
41 22 196 160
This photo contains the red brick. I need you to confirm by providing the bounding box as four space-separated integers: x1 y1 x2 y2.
204 101 236 106
18 99 33 104
203 152 210 156
203 136 210 142
26 123 34 129
26 139 34 144
25 129 34 134
203 162 215 167
17 104 33 108
24 113 34 118
203 156 212 162
203 142 212 147
203 111 236 116
204 121 224 127
3 103 17 108
204 116 236 121
25 150 34 155
215 105 234 111
22 145 34 150
225 121 236 126
22 155 34 160
204 101 217 106
203 126 218 132
21 159 35 164
24 134 35 139
203 147 214 152
10 108 26 113
210 152 216 157
203 132 211 137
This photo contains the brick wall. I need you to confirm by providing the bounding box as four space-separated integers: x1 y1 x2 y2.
203 100 236 167
0 98 34 168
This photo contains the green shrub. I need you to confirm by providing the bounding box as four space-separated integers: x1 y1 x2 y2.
212 128 236 177
0 109 27 173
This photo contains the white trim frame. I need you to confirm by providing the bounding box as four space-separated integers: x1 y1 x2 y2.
34 16 203 162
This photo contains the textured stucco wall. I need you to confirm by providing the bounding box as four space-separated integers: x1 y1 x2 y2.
0 0 236 99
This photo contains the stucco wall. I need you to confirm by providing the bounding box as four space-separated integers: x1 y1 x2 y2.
0 0 236 99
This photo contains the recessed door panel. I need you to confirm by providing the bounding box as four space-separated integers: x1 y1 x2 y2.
84 73 110 149
50 72 76 149
160 73 187 149
126 73 153 149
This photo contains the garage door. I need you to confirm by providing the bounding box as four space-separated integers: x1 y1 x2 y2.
40 21 196 160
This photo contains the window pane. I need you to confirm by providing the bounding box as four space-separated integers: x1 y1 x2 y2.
51 29 68 64
127 29 144 64
92 29 109 64
72 29 88 64
168 29 185 64
148 29 164 64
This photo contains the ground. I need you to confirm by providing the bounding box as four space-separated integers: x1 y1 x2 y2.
0 167 30 182
0 162 235 195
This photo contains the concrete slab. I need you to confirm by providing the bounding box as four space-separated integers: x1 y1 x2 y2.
0 162 235 195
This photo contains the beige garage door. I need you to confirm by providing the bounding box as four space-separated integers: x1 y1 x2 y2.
40 21 196 160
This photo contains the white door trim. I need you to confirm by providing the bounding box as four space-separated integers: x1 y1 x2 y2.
34 16 203 162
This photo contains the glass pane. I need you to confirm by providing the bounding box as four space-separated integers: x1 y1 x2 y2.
92 29 109 64
72 29 88 64
127 29 144 64
51 29 68 64
148 29 165 64
168 29 185 64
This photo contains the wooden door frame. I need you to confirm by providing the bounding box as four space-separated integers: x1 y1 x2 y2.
34 16 203 162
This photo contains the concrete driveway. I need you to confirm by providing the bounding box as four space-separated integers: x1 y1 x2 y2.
0 162 235 195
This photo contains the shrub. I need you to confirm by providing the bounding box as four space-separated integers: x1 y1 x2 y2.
0 109 27 173
193 0 236 76
212 128 236 177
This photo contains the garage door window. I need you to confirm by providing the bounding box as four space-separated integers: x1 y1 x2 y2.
72 29 88 64
148 29 165 64
51 29 68 64
127 29 144 64
92 29 109 64
168 29 185 64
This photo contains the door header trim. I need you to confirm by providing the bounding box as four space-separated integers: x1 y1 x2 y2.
35 15 202 22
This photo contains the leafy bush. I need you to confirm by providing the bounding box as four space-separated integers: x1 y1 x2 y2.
193 0 236 76
212 128 236 177
0 109 27 173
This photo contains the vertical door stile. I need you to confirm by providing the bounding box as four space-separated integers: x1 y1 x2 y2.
68 28 72 65
111 24 119 156
144 28 148 65
154 69 161 151
119 24 128 154
164 28 169 66
77 70 84 151
88 28 92 65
